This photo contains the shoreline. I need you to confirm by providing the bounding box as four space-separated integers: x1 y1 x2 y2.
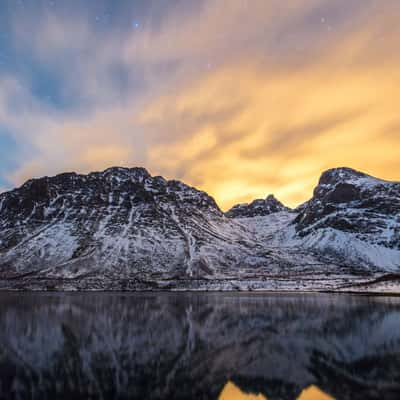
0 288 399 297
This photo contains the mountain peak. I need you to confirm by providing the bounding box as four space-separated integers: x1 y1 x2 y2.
319 167 368 185
318 167 386 187
311 167 398 206
226 194 289 218
295 167 400 251
101 166 151 177
265 194 279 203
96 166 152 183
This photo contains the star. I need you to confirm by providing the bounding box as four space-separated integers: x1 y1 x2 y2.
133 21 140 29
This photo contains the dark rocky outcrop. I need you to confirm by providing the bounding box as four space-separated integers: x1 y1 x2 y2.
226 195 290 218
294 167 400 249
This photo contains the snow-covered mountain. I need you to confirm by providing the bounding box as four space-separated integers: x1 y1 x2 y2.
292 168 400 270
0 166 398 291
226 194 290 218
224 167 400 291
0 167 291 289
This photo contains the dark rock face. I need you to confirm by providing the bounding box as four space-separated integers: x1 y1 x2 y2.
294 167 400 249
326 183 361 203
226 195 290 218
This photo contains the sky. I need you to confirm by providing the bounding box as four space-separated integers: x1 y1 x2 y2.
0 0 399 209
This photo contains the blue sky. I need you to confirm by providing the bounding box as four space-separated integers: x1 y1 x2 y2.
0 0 162 186
0 129 18 187
0 0 399 208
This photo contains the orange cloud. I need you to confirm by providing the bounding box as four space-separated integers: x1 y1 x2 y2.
141 56 400 209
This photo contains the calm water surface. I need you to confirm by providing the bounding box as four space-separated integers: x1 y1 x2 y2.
0 292 399 400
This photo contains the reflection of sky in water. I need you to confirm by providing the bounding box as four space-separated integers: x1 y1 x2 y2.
219 382 334 400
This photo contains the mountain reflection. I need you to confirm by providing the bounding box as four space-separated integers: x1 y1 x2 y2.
0 292 399 399
219 382 334 400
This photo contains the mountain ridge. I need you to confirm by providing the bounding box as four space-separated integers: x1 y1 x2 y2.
226 194 291 218
0 166 399 291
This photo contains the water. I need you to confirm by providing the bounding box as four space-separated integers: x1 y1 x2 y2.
0 292 399 400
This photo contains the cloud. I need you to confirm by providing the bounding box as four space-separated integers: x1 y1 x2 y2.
0 0 399 209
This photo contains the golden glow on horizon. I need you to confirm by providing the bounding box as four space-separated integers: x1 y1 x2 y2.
219 381 335 400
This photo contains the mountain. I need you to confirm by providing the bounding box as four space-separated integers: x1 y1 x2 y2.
0 167 291 290
292 167 400 269
0 166 398 291
295 168 400 242
0 292 399 399
233 167 400 276
226 194 290 218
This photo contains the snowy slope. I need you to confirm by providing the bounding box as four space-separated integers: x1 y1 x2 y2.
0 167 290 287
0 166 398 290
292 168 400 270
230 168 400 273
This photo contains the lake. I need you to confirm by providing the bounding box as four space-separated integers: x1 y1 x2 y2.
0 292 399 399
